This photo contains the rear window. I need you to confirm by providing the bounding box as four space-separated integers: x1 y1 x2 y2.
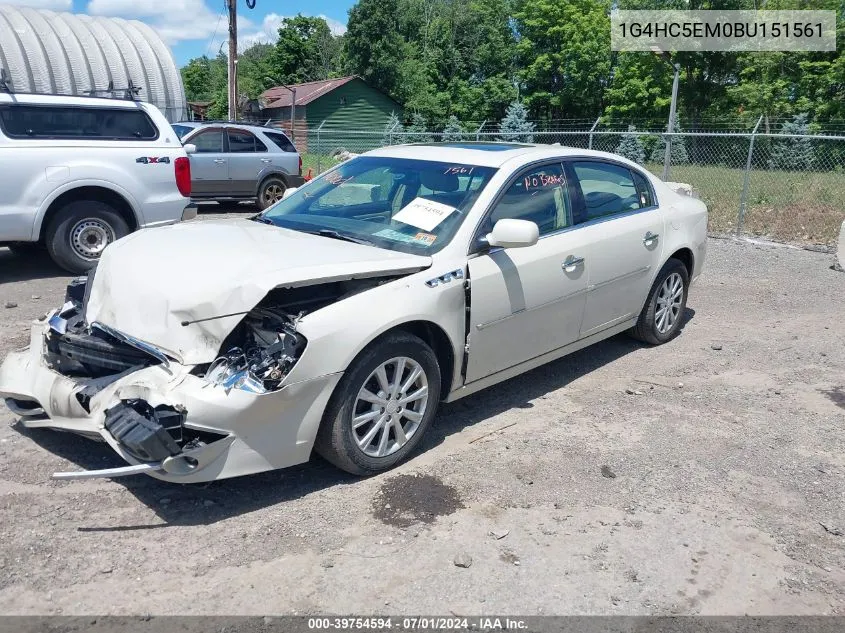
264 131 297 153
172 124 194 139
0 105 158 140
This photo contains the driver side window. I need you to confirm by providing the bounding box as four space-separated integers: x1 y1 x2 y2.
572 161 641 222
485 163 571 237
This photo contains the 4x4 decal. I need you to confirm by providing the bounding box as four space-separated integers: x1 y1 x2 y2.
136 156 171 164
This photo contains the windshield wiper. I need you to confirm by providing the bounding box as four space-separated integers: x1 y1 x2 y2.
251 214 274 225
307 229 374 246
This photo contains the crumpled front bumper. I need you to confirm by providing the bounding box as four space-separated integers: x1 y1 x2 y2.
0 317 341 483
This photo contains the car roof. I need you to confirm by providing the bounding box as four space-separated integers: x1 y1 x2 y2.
176 121 285 134
366 142 642 169
0 92 156 111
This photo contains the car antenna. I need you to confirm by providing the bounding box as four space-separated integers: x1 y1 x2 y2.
180 310 252 327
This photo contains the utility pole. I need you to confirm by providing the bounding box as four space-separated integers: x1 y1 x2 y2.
227 0 237 121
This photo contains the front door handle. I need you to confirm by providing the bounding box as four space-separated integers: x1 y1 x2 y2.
643 231 659 245
260 158 272 163
213 159 226 164
562 255 585 272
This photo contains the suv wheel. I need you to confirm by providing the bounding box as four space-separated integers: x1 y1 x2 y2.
257 177 286 211
315 332 441 476
46 201 130 273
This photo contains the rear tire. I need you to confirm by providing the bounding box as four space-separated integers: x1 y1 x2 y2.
257 177 286 211
315 332 441 476
45 201 130 274
630 258 689 345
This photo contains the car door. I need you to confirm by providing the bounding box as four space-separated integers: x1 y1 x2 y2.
227 128 266 196
465 162 590 383
261 130 300 175
186 128 228 196
567 160 665 338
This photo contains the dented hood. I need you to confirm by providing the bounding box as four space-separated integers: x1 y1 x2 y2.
85 219 431 364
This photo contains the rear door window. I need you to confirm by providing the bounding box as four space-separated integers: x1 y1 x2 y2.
0 105 158 140
228 129 264 153
571 161 642 222
191 129 225 153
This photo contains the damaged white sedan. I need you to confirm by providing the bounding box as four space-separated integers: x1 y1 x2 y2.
0 143 707 482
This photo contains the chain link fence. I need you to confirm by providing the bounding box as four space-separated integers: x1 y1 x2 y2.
291 123 845 247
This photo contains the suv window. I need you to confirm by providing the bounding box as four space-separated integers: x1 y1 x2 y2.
172 124 194 139
0 105 158 140
228 129 266 153
264 131 297 153
191 129 224 153
487 163 571 236
572 161 642 222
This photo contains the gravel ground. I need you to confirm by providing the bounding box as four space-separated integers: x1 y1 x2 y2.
0 212 843 616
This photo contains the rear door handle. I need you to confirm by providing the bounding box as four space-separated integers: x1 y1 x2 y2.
643 231 659 245
213 159 226 164
562 255 585 272
260 158 272 163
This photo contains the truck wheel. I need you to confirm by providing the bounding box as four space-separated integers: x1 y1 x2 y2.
45 201 130 274
315 332 441 476
257 177 286 210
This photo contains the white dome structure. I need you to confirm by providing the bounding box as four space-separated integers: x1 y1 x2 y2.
0 3 186 121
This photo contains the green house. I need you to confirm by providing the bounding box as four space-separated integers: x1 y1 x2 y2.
260 76 403 154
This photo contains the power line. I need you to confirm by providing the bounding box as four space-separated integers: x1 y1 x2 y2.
205 0 226 58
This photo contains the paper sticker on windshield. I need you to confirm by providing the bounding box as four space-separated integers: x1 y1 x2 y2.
374 228 418 244
392 198 457 232
412 232 437 246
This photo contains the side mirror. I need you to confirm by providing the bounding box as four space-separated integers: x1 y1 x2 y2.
485 219 539 249
183 143 197 155
282 186 299 200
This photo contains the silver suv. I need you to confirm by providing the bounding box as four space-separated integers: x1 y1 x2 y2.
0 91 194 273
173 121 305 210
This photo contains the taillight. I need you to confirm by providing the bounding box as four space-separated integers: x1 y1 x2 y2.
175 156 191 197
298 155 302 176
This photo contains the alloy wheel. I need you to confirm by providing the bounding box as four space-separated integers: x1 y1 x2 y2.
655 272 684 334
351 357 429 458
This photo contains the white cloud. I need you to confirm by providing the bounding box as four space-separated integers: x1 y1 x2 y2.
4 0 73 9
86 0 255 47
239 12 347 51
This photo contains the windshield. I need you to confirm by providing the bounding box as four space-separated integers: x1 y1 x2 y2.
260 156 497 254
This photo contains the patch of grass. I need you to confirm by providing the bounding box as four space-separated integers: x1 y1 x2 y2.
647 163 845 244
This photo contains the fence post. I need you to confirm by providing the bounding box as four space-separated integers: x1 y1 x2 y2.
662 64 680 181
737 114 764 236
316 120 326 175
475 120 486 141
388 121 399 146
588 116 600 149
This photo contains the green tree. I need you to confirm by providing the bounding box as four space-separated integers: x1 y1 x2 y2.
513 0 612 121
650 115 689 164
499 101 535 142
382 111 404 145
769 113 815 171
272 15 342 84
406 113 432 143
345 0 406 98
442 115 463 141
616 125 646 164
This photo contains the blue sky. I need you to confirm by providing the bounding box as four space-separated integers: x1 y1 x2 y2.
8 0 356 66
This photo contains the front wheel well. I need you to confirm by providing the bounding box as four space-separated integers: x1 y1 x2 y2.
368 321 456 401
669 247 694 277
40 187 137 241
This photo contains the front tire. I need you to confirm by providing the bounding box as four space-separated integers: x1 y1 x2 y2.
315 332 441 476
257 177 286 211
45 201 129 274
630 258 689 345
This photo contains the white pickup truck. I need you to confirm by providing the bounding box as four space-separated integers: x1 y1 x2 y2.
0 91 195 273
